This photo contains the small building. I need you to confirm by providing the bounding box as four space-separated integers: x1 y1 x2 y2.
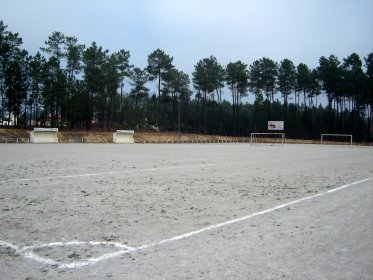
30 128 59 143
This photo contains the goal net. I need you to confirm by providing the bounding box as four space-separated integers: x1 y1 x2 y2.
250 133 285 145
320 134 352 145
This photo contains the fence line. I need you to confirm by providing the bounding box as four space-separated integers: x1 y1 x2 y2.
0 137 30 143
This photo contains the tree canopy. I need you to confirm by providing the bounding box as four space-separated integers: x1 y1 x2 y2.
0 20 372 141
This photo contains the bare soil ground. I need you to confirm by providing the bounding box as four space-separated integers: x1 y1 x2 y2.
0 143 372 279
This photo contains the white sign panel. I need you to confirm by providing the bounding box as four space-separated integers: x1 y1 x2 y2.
116 130 134 134
34 127 58 132
268 121 284 131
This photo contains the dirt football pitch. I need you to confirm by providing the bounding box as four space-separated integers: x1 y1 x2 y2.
0 143 372 279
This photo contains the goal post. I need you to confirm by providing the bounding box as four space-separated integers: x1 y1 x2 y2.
320 134 353 145
250 133 285 145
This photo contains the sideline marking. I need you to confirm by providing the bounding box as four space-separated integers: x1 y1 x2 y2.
0 177 372 269
0 163 213 184
137 177 373 251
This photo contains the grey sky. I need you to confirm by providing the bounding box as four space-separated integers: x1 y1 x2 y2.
1 0 372 76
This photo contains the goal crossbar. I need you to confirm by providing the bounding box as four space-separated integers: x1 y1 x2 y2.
320 134 352 145
250 133 285 145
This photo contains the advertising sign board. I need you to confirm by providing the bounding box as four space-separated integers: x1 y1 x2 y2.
268 121 284 131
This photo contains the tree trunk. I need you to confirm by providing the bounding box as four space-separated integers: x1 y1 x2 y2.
220 88 224 134
203 92 207 134
196 91 200 132
232 85 236 136
284 93 288 133
8 110 11 128
0 87 3 125
303 89 307 138
23 101 27 128
216 88 223 134
35 95 39 127
120 79 124 122
368 104 373 141
267 94 270 122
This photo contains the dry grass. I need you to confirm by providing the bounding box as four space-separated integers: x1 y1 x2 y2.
0 128 363 145
0 128 251 143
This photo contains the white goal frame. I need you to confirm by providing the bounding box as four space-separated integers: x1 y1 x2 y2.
250 133 285 145
320 134 353 145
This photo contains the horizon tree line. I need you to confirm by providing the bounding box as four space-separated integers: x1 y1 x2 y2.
0 20 372 141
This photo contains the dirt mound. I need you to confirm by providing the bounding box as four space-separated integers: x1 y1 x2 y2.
0 128 249 143
58 131 112 143
134 132 250 143
0 128 29 138
0 128 324 144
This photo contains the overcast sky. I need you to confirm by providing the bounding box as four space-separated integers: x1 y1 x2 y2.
1 0 372 76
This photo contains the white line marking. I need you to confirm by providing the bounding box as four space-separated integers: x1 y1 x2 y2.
20 241 134 252
0 163 213 184
0 240 19 251
0 177 371 269
58 249 131 269
0 240 135 269
23 251 58 266
150 177 372 246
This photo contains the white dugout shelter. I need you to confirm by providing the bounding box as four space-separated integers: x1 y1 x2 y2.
113 130 134 144
30 128 59 143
